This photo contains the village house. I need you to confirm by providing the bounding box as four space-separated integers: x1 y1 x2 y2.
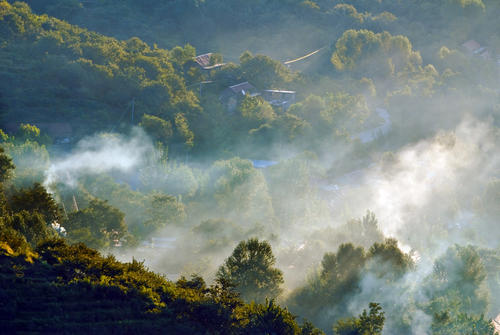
219 82 297 113
462 40 481 53
193 53 225 70
462 40 491 60
219 81 259 113
261 89 296 111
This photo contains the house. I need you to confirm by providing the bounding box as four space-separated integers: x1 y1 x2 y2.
261 90 296 111
219 82 259 112
193 53 225 70
462 40 492 60
462 40 481 53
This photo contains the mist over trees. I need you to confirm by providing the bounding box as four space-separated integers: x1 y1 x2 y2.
2 0 500 333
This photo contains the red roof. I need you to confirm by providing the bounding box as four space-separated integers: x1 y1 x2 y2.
194 53 213 68
462 40 481 52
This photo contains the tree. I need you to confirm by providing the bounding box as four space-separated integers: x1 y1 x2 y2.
366 238 414 279
238 95 275 127
216 238 284 303
144 193 186 231
9 183 62 224
0 145 14 184
321 243 366 286
241 299 300 334
333 302 385 335
239 51 295 89
5 210 55 247
139 114 173 144
331 30 421 79
431 311 494 335
15 123 50 145
174 113 194 149
425 245 489 317
65 198 127 249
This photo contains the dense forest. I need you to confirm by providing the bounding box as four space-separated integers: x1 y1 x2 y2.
1 0 500 333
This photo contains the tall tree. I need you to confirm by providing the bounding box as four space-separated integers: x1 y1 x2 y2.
333 302 385 335
65 198 127 249
216 238 284 303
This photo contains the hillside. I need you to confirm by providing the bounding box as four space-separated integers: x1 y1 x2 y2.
2 1 500 334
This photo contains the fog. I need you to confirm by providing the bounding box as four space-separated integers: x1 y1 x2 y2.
44 129 154 190
40 111 500 330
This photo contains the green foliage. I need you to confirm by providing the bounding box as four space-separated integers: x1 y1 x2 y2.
144 193 186 230
0 124 50 187
239 95 276 126
287 239 411 332
367 238 414 279
287 92 369 150
425 245 489 317
334 303 385 335
9 182 62 223
239 51 296 89
140 161 198 197
241 299 300 334
174 113 194 149
3 210 55 247
0 2 202 151
0 145 14 184
14 123 50 145
65 198 127 249
0 222 309 334
332 29 422 79
217 238 284 303
204 157 274 225
139 114 173 144
431 311 494 335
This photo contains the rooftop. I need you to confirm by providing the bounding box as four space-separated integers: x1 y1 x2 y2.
462 40 481 52
194 53 225 70
228 81 257 94
263 89 296 94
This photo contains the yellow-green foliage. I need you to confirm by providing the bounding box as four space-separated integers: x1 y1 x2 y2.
0 0 201 146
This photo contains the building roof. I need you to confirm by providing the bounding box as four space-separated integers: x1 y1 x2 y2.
228 82 257 95
462 40 481 52
194 53 225 70
263 89 296 94
194 53 213 67
219 82 259 102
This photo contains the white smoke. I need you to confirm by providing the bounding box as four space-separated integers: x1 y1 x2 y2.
44 128 153 189
361 117 498 251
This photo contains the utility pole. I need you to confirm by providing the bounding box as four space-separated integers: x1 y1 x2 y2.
72 194 79 212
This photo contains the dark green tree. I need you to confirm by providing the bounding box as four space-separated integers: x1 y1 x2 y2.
144 193 186 231
65 198 127 249
0 145 14 184
139 114 173 144
333 302 385 335
9 183 62 224
241 299 300 334
216 238 284 303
